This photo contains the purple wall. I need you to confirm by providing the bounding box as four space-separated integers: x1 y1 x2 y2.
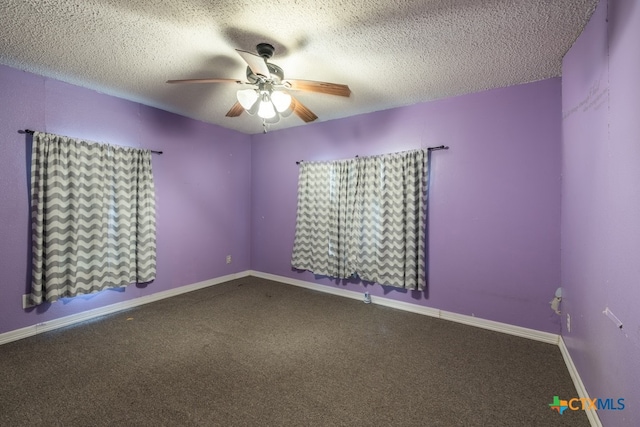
3 5 634 420
562 1 640 425
250 79 563 333
0 65 252 335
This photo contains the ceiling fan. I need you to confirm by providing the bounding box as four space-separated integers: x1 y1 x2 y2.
167 43 351 131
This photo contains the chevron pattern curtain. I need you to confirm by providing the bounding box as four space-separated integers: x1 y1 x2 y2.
290 159 356 278
291 149 427 290
29 132 156 305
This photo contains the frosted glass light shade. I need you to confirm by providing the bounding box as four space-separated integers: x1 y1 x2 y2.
258 99 276 119
237 89 259 110
271 91 292 113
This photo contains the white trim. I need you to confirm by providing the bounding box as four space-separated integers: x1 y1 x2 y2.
250 270 365 300
5 269 594 425
4 270 598 426
4 271 559 346
439 311 558 344
251 270 443 318
249 270 558 344
253 272 609 423
0 271 251 346
559 337 602 427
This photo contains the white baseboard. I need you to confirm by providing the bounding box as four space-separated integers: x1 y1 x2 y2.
4 269 594 426
0 271 251 346
254 271 605 424
4 270 558 347
439 311 558 344
248 270 559 345
559 337 602 427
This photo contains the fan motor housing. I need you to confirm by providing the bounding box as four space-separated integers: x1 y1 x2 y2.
246 63 284 84
256 43 275 59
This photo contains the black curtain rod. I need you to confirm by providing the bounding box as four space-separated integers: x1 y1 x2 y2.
20 129 163 154
427 145 449 151
296 146 449 164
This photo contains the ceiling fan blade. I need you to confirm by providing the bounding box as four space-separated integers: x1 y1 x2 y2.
235 49 271 78
225 101 245 117
166 78 245 84
290 96 318 123
285 79 351 97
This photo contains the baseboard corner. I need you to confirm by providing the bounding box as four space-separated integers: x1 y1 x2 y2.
558 336 602 427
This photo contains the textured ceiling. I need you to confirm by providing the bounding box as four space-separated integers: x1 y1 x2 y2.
1 0 597 134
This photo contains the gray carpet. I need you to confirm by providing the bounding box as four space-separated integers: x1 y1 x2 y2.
0 277 589 426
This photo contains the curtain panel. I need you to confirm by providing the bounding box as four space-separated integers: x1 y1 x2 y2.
290 159 356 278
29 132 157 305
291 149 427 290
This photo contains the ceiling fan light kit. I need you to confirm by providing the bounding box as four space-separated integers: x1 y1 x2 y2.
236 83 293 122
271 91 293 115
236 89 259 111
258 92 277 119
167 43 351 132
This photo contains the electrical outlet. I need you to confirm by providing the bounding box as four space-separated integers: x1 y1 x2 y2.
567 313 571 333
226 255 232 264
22 294 35 309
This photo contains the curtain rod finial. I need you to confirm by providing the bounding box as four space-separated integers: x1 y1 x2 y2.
427 145 449 151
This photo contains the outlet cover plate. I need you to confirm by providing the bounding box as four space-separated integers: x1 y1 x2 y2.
22 294 36 309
